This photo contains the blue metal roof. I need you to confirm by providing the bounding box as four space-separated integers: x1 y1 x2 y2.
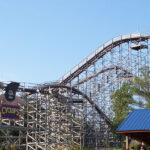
116 109 150 132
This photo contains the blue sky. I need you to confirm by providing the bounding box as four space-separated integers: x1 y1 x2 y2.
0 0 150 83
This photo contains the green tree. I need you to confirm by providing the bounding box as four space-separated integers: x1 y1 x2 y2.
130 67 150 108
110 82 134 141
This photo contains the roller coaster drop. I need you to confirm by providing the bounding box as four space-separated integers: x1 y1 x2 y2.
0 32 150 149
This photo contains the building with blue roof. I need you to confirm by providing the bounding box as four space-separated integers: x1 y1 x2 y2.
116 109 150 147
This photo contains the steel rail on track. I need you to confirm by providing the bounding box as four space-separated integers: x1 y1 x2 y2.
40 84 112 125
72 66 132 87
59 33 150 84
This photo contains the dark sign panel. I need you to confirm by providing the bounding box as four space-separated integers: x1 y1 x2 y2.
1 104 20 119
5 82 19 102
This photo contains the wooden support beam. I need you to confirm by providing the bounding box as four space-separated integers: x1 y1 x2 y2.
126 135 129 150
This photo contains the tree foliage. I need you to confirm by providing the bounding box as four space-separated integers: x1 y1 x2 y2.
130 67 150 108
111 82 134 122
110 82 134 141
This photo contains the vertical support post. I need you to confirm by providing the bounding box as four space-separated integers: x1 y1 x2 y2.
26 95 28 150
45 94 48 150
126 135 129 150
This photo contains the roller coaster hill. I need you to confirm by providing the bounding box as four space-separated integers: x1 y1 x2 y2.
0 32 150 150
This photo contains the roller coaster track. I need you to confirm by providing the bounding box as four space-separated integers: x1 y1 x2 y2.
72 65 133 87
59 32 150 85
27 32 150 126
2 33 150 127
56 32 150 126
0 83 111 125
40 84 112 125
1 32 150 148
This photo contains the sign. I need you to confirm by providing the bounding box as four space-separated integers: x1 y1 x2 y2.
0 104 20 119
0 82 26 120
5 82 19 102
